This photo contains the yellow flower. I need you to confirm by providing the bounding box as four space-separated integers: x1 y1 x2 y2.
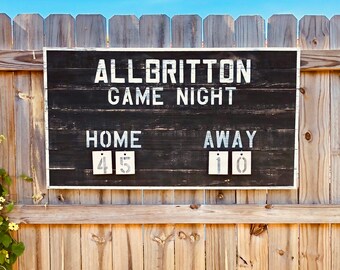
0 197 5 203
8 222 19 231
0 206 3 211
1 249 8 258
0 135 5 143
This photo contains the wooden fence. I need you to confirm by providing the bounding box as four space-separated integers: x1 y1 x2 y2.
0 13 340 269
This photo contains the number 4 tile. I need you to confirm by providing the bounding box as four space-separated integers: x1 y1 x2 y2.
92 151 113 175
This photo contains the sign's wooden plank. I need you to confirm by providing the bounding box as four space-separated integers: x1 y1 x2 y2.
299 15 331 270
9 204 340 224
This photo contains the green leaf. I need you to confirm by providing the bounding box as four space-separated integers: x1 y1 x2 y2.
9 253 18 265
0 234 12 248
3 176 11 186
19 174 33 182
1 187 8 197
5 203 13 213
0 252 5 264
11 242 25 256
0 169 6 176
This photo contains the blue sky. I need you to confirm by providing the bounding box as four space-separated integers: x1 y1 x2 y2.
2 0 340 20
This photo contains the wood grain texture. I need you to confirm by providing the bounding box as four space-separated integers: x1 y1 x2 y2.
108 16 144 270
203 15 234 47
50 225 81 270
299 16 330 49
235 16 265 47
267 15 299 270
3 49 340 71
330 16 340 48
30 72 47 204
144 224 175 270
13 14 43 50
330 15 340 270
112 225 143 270
17 225 50 270
171 15 202 48
268 224 298 269
0 14 12 49
0 72 16 196
109 15 140 47
268 15 297 47
76 15 107 47
46 14 81 211
45 14 75 47
300 15 331 270
235 14 268 270
171 16 205 269
203 14 236 270
175 224 205 270
11 204 340 224
140 15 170 48
300 224 331 270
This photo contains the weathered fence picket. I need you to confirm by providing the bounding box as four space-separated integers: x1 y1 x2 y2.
0 12 340 270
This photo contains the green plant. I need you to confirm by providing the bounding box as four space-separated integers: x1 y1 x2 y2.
0 135 27 270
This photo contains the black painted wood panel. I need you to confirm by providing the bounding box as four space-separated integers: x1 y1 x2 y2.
45 48 298 188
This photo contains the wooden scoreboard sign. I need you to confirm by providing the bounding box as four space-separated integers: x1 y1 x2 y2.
44 48 299 189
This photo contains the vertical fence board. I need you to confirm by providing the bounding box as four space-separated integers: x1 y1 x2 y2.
50 225 81 270
235 16 265 47
235 15 268 270
108 15 143 270
45 14 82 270
76 14 107 47
45 14 75 47
267 14 299 270
171 15 202 48
18 225 50 270
75 15 113 270
299 15 331 270
203 14 236 270
12 14 50 270
81 224 113 270
172 15 205 270
140 15 175 270
13 14 44 50
109 15 140 47
0 72 16 195
203 15 235 47
0 14 12 49
30 72 47 204
112 225 143 270
330 15 340 270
